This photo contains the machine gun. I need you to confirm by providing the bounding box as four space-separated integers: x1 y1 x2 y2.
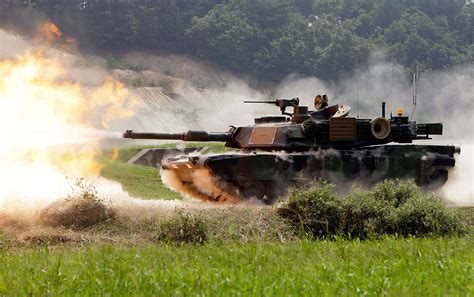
244 98 299 115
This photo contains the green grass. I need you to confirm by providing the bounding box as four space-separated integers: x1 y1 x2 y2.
98 156 180 200
98 143 228 199
0 237 471 295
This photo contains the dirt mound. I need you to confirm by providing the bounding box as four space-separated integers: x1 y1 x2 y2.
39 198 109 228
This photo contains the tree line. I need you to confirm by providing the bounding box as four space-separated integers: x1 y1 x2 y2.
1 0 473 82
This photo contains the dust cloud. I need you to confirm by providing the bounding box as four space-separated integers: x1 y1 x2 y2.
439 141 474 206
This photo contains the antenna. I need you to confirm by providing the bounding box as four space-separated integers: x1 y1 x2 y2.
390 58 393 117
356 60 360 119
410 66 418 121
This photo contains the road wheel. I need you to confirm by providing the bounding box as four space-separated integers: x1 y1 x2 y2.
425 168 449 189
238 181 266 200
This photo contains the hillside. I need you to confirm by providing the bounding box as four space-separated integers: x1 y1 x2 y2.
106 52 274 133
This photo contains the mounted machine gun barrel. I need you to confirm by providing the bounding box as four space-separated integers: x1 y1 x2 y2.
244 98 300 115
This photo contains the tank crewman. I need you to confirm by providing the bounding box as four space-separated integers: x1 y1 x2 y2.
310 94 333 119
314 94 328 110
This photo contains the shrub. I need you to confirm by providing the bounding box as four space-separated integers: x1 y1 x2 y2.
155 210 208 245
370 179 418 207
278 180 468 239
341 188 394 239
394 193 468 236
277 182 342 238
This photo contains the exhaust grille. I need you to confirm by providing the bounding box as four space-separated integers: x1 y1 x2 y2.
330 117 356 141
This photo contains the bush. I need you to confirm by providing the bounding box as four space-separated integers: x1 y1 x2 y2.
277 182 342 238
370 180 418 207
394 193 468 236
341 189 394 239
155 210 208 245
278 180 468 239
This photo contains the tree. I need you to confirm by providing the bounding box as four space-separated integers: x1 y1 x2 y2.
186 4 258 72
254 13 314 79
313 28 369 80
385 8 464 71
2 0 472 82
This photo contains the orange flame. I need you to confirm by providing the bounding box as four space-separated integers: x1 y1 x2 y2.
36 20 76 52
38 20 62 43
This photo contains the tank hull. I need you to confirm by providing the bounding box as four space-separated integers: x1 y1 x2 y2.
161 145 458 204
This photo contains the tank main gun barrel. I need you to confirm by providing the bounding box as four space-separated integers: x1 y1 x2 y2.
123 130 232 142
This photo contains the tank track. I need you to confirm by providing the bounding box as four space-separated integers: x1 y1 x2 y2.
160 145 458 204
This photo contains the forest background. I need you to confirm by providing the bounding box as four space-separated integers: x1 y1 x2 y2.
1 0 472 82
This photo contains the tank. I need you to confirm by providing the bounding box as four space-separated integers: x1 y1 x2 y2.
123 97 460 204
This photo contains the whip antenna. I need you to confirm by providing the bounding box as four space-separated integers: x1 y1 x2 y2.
390 59 393 117
410 66 418 121
356 60 360 119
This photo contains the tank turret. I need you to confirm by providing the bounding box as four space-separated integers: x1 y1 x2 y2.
124 98 444 151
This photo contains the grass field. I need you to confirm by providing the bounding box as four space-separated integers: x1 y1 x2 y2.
0 144 472 295
0 237 472 296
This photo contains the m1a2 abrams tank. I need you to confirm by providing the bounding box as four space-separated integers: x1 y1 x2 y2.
123 96 460 204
